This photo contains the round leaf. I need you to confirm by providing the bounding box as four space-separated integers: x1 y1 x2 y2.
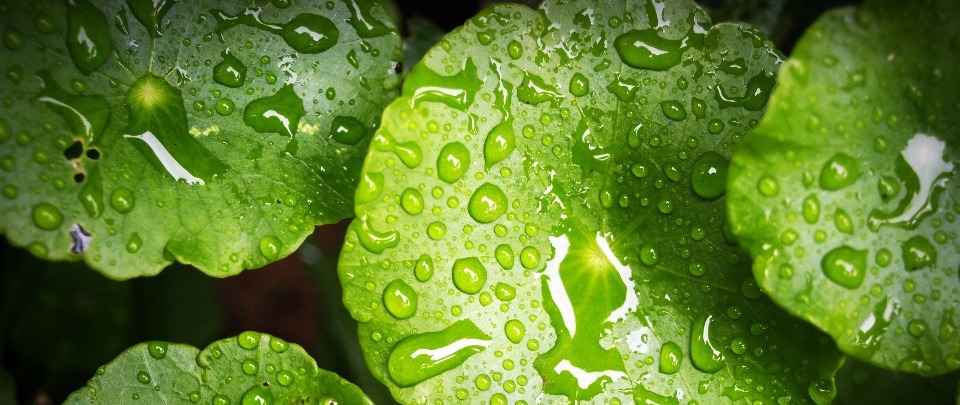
727 0 960 375
65 331 373 404
339 0 841 403
0 0 401 278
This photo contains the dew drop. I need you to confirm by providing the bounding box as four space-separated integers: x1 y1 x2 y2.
614 29 684 71
757 175 780 197
660 100 687 121
452 257 487 294
238 331 261 349
569 73 589 97
215 98 235 116
32 203 63 230
821 245 867 288
136 371 151 384
902 236 936 271
213 51 247 88
387 319 491 387
484 119 515 170
468 183 508 224
438 142 470 183
147 341 168 359
690 152 729 199
659 341 682 375
259 235 283 261
110 187 135 213
401 188 424 215
355 172 383 203
834 208 854 234
329 115 368 145
640 244 659 266
802 194 820 224
495 244 515 270
383 279 418 319
241 385 273 405
243 84 305 137
352 215 399 254
66 0 113 74
413 254 434 282
690 314 725 373
819 153 860 190
505 319 526 344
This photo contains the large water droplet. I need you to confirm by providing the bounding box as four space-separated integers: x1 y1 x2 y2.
484 119 515 170
330 115 369 145
352 215 399 254
213 50 247 88
243 85 305 137
259 235 283 261
341 0 391 38
821 245 867 288
495 244 515 270
37 71 111 144
66 0 113 74
690 152 729 199
237 331 261 349
387 319 491 387
214 9 339 54
902 235 936 271
869 134 954 229
468 183 508 224
355 172 383 203
401 188 424 215
690 314 725 373
414 254 433 282
569 73 589 97
660 100 687 121
404 59 481 111
32 203 63 230
383 279 418 319
819 153 860 190
517 73 561 106
437 142 470 183
127 0 177 37
802 194 820 224
714 73 775 111
147 341 168 359
614 29 684 71
240 385 273 405
452 257 487 294
505 319 525 344
659 341 682 375
371 130 422 168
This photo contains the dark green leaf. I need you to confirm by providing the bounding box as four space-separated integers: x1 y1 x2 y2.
339 0 841 402
727 0 959 375
65 332 373 404
0 0 401 278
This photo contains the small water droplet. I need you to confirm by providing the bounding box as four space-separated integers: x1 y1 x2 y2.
238 331 261 349
802 194 820 224
136 371 151 384
401 188 424 215
660 100 687 121
690 314 726 373
757 175 780 197
414 254 434 282
259 235 283 261
110 187 135 213
640 244 659 266
495 244 515 270
215 98 235 116
659 341 682 375
614 29 684 71
329 115 368 145
437 142 470 183
147 341 168 359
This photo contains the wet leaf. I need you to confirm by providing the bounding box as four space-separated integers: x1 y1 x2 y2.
65 332 373 405
0 0 401 278
727 0 960 375
339 0 841 403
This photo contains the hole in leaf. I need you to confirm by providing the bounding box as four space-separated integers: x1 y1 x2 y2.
85 148 101 160
73 173 85 183
63 140 83 160
69 223 92 254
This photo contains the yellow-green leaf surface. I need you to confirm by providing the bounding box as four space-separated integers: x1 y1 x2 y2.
339 0 841 403
65 332 372 405
0 0 400 278
727 0 960 375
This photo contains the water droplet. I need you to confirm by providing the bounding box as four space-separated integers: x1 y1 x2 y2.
404 59 481 110
37 71 110 143
330 115 368 145
494 282 515 300
241 358 258 375
66 0 113 74
136 371 151 384
277 370 294 386
834 208 854 234
690 314 725 373
715 73 775 111
383 279 418 319
147 341 168 359
342 0 391 38
505 319 525 344
569 73 589 97
259 235 283 261
902 236 936 271
32 203 63 230
869 134 953 229
427 221 446 240
401 188 424 215
757 175 780 197
520 246 540 269
269 336 289 353
213 51 247 88
707 119 725 134
352 215 399 254
215 98 235 116
128 0 177 37
658 341 682 375
413 254 434 282
452 257 487 294
387 319 491 387
640 244 659 266
243 84 305 137
484 119 515 170
690 152 729 199
908 319 928 338
126 233 143 253
214 9 339 54
110 187 135 213
238 331 261 349
355 172 383 203
821 245 867 288
35 14 56 34
660 100 687 121
508 40 523 59
517 73 561 106
371 131 423 168
802 194 820 224
241 385 273 405
213 394 230 405
495 244 515 270
614 29 684 71
437 142 470 183
468 183 508 224
819 153 860 190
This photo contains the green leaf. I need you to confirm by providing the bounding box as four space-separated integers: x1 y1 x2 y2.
0 0 401 278
833 357 959 405
339 0 841 403
726 0 960 375
65 331 373 405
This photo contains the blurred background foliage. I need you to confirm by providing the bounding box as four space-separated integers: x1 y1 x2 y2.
3 0 957 404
